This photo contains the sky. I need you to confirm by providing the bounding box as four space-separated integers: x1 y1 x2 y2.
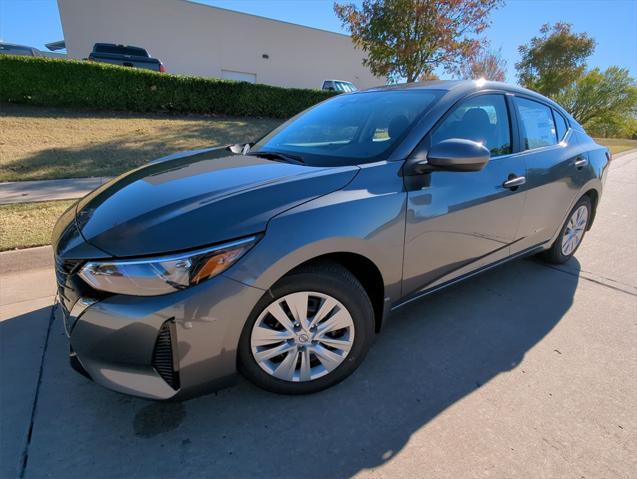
0 0 635 83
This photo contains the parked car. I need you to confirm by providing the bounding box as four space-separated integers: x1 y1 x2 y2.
0 42 40 57
88 43 165 72
53 80 608 400
322 79 358 92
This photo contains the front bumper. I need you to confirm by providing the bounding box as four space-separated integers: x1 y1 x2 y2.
65 273 265 400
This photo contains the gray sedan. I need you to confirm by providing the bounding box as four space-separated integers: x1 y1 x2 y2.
52 80 609 399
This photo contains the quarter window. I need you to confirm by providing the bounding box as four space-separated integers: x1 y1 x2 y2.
431 94 511 156
553 110 569 141
514 97 558 150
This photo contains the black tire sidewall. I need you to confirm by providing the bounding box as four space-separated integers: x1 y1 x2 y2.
237 268 374 395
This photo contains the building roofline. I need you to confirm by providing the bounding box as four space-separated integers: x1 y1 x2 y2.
181 0 351 39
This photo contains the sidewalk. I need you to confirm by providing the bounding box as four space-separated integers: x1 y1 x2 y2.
1 149 635 478
1 149 635 206
0 177 111 205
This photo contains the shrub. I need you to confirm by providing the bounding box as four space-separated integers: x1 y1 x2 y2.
0 55 336 118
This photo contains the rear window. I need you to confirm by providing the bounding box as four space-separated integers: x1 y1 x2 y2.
514 97 557 150
553 110 569 141
94 44 148 57
337 82 357 92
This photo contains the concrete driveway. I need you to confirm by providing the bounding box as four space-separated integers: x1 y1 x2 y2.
1 151 635 479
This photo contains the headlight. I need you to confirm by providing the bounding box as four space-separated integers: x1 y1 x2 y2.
78 236 259 296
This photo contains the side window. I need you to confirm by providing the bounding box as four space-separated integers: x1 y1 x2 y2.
431 94 511 156
514 97 557 150
553 109 569 141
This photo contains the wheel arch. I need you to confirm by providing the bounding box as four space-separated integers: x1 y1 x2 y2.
582 188 600 230
287 252 387 333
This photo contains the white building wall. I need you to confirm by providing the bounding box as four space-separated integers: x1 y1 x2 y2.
57 0 383 90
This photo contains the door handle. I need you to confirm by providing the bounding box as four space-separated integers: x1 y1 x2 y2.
502 175 526 189
574 157 589 169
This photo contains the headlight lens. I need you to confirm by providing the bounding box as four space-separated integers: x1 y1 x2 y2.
78 236 259 296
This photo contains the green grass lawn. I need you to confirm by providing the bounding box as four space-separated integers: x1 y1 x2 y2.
595 138 637 155
2 103 634 182
0 104 281 181
0 200 75 251
1 104 635 252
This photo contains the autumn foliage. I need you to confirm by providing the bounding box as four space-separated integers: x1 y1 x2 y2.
455 46 507 81
334 0 503 83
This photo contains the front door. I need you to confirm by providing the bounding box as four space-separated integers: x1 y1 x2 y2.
402 93 527 298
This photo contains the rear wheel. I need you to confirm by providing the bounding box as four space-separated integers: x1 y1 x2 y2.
541 196 591 264
238 262 374 394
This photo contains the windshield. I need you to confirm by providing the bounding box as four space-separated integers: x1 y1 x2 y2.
251 90 442 166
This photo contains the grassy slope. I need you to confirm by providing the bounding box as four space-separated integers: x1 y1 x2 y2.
595 138 637 155
1 104 636 252
0 200 75 251
0 103 281 181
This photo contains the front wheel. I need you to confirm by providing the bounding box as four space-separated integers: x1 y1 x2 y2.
541 195 592 264
238 262 374 394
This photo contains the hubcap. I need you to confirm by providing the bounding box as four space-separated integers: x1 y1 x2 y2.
250 291 355 382
561 205 588 256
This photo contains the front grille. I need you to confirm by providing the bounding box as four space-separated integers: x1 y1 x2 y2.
54 255 106 335
152 320 180 390
54 256 82 314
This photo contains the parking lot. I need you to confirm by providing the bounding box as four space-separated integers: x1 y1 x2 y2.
1 151 635 479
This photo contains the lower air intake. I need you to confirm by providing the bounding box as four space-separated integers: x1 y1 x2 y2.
152 320 180 390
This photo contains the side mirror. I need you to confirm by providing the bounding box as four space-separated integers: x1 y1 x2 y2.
409 138 490 174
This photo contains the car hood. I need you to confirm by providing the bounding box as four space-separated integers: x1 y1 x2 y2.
73 147 359 257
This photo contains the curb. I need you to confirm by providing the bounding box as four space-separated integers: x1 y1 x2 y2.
0 246 53 275
613 147 637 159
1 150 635 206
1 148 635 273
0 177 112 205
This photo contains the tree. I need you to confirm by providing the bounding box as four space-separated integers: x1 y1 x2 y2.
418 71 440 82
554 67 637 136
585 114 637 139
516 22 595 97
455 45 507 81
334 0 503 83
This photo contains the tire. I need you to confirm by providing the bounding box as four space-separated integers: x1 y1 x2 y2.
541 195 592 264
238 262 375 395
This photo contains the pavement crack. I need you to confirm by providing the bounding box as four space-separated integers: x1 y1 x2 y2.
18 298 57 479
544 264 637 297
0 295 56 309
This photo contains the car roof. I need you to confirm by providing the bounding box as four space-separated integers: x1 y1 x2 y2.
365 79 546 99
0 42 36 49
94 43 145 49
362 79 570 118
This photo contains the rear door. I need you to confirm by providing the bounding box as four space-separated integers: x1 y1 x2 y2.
509 97 591 253
402 92 527 297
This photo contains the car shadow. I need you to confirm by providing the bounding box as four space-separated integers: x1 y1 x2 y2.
4 256 580 478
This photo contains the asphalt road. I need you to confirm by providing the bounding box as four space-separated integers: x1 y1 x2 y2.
1 151 635 479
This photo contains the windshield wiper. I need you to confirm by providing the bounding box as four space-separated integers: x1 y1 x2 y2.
248 151 305 165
